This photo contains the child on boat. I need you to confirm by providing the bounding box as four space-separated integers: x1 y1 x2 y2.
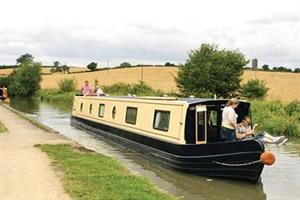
236 116 288 146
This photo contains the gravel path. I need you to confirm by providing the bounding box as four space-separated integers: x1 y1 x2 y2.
0 104 73 200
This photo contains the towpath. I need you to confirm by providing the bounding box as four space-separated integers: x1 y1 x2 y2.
0 104 73 200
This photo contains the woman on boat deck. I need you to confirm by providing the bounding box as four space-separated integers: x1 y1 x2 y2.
221 98 239 141
81 80 92 96
236 116 288 146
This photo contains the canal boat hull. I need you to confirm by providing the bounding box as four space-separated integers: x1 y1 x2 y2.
71 116 265 183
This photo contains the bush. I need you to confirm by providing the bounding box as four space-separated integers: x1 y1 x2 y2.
251 100 300 137
8 61 42 97
130 81 156 95
103 82 131 95
240 79 269 99
103 82 167 96
285 101 300 116
58 78 77 92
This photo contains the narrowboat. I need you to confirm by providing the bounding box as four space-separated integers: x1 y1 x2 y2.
0 87 8 101
71 95 267 183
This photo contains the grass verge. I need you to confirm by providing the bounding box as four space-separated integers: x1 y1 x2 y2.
0 120 7 133
37 144 176 200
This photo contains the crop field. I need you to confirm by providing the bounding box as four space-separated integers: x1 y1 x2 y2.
1 66 299 101
0 66 87 76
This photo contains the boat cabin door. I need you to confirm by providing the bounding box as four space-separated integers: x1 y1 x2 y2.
196 105 207 144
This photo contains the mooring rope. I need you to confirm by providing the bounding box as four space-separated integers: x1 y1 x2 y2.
213 160 261 167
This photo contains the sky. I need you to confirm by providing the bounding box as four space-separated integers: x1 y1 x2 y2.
0 0 299 68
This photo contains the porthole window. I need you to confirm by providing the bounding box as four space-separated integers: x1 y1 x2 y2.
80 103 83 112
125 107 137 125
98 104 105 117
89 104 93 114
153 110 170 132
112 106 116 119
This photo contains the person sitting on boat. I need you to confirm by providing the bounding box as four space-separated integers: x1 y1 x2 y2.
95 85 105 96
81 80 92 96
236 116 287 146
221 98 239 141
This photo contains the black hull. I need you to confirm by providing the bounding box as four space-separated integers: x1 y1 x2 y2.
71 116 265 183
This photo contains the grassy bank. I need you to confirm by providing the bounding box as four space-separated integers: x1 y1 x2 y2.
0 120 7 133
38 89 75 111
251 100 300 137
37 144 176 200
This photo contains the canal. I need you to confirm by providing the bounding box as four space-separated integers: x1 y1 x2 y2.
10 98 300 200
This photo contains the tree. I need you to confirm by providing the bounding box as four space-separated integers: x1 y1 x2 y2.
50 61 61 73
87 62 97 71
16 53 34 65
176 43 248 97
8 61 42 97
239 79 269 99
165 62 175 66
62 64 69 74
120 62 131 67
294 68 300 73
262 64 269 71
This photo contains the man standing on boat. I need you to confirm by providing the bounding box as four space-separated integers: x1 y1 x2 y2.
81 80 92 96
221 98 239 141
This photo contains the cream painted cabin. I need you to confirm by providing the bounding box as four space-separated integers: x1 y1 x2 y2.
72 96 196 144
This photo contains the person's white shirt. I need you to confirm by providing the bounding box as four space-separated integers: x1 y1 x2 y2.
222 106 238 129
95 88 104 96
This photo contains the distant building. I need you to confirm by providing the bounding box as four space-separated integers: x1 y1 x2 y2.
252 58 258 69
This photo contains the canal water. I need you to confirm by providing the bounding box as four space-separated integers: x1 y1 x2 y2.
10 98 300 200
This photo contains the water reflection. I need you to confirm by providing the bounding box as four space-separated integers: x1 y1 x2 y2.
10 98 300 200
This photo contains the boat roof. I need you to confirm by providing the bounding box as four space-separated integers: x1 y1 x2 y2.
75 94 249 106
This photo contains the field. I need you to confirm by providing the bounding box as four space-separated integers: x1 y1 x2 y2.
1 66 300 101
0 66 87 76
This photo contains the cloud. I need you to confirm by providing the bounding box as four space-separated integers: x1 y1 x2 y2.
0 0 299 68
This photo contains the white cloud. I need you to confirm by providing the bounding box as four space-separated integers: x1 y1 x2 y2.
0 0 299 67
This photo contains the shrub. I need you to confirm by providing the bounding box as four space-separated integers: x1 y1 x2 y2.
130 81 155 95
240 79 269 99
285 101 300 117
58 78 77 92
103 82 131 95
251 100 300 137
103 82 167 96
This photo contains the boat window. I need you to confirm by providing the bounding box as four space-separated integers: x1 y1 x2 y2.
209 110 218 127
197 111 206 141
98 104 105 117
80 102 83 112
125 107 137 125
153 110 170 131
112 106 116 119
89 104 93 114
